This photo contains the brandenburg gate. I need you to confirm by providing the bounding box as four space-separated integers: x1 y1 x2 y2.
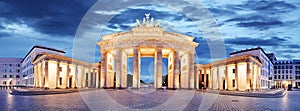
97 14 199 89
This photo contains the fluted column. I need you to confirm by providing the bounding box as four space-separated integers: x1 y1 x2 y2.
155 47 162 88
194 65 200 89
251 63 255 90
199 69 203 89
44 60 49 88
217 67 220 90
101 51 107 88
174 51 179 88
225 65 229 90
235 63 239 90
56 61 60 88
115 49 122 88
204 69 207 88
188 52 195 89
210 68 213 89
133 47 140 88
65 64 70 88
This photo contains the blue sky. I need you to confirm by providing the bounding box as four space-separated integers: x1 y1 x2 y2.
0 0 300 82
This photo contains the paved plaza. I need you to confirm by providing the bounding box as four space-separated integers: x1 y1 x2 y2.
1 89 300 110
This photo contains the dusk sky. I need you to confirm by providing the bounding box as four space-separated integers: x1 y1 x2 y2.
1 0 300 82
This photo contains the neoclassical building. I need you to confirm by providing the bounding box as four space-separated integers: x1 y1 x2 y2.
97 14 198 89
32 14 264 91
32 53 100 89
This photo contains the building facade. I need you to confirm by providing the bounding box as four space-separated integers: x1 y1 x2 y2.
230 47 274 89
32 53 100 89
20 45 65 87
30 14 263 91
0 58 23 89
274 60 294 88
195 55 263 91
294 60 300 88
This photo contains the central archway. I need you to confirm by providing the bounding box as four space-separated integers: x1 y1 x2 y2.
97 15 198 89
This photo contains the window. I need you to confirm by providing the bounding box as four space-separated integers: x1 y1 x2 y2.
286 66 289 69
286 75 289 79
282 75 284 79
3 69 7 73
17 64 20 67
23 75 26 77
9 75 13 78
59 77 62 85
274 75 277 79
16 75 20 78
16 69 20 73
275 71 277 74
278 75 281 79
9 69 13 73
282 70 284 74
3 81 6 85
278 70 281 74
3 75 7 78
290 70 293 73
290 66 293 69
233 69 236 73
9 64 12 67
286 70 288 74
232 79 235 87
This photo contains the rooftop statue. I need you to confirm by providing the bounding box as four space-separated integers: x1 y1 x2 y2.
136 13 161 28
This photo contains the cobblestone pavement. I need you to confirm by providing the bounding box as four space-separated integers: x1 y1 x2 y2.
1 89 300 110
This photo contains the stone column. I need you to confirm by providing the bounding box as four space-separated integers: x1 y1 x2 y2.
199 69 203 89
188 52 195 89
115 49 122 88
155 47 163 88
133 47 140 88
44 60 49 88
101 51 107 88
173 50 179 89
246 62 250 90
74 65 78 88
204 69 207 88
56 61 60 88
235 63 239 90
217 67 220 90
225 65 229 90
194 65 200 89
65 63 70 88
210 68 213 89
96 64 101 88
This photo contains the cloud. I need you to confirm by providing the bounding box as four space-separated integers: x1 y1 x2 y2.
0 0 96 37
225 36 288 46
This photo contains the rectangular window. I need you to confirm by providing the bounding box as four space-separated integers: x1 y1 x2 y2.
233 69 236 73
278 75 281 79
23 75 26 77
10 75 13 78
3 75 7 78
275 71 277 74
59 77 62 85
9 64 12 67
290 70 293 73
16 75 20 78
274 75 277 79
232 79 235 87
282 75 284 79
3 81 6 85
286 75 288 79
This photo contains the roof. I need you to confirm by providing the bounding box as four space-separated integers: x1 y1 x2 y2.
230 47 273 65
200 54 264 68
21 45 65 63
32 52 90 67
